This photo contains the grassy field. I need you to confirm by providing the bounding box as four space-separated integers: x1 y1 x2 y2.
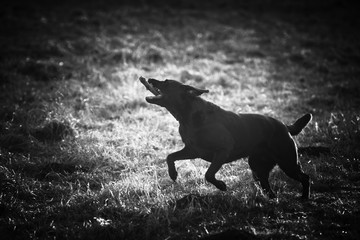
0 1 359 239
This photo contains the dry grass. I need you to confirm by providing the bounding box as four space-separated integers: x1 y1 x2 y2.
0 1 359 239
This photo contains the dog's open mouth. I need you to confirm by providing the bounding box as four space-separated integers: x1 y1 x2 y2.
139 77 162 101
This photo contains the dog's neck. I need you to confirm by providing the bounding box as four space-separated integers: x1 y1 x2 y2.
165 96 218 126
164 96 199 124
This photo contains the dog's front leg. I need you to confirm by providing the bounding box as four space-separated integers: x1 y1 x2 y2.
205 151 229 191
166 146 198 181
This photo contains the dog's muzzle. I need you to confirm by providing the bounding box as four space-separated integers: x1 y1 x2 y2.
139 77 163 103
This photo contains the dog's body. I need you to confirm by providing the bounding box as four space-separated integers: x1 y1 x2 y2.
143 78 311 199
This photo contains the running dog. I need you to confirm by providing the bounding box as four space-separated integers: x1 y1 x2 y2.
140 77 312 199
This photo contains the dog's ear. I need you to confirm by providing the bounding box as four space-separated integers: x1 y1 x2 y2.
185 85 209 96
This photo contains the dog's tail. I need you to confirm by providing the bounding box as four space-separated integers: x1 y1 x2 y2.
287 113 312 136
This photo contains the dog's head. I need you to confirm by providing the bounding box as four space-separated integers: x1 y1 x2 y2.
145 79 209 108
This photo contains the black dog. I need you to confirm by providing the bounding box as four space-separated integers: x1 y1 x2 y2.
141 78 312 199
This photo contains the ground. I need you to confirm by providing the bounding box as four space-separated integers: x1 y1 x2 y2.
0 1 359 239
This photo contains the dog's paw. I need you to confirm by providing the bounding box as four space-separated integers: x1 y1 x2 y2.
215 181 227 191
168 169 178 182
167 160 178 181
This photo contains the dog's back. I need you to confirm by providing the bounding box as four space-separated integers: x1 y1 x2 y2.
178 97 285 155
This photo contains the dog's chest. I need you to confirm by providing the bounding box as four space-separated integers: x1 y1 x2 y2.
178 124 194 145
177 109 219 145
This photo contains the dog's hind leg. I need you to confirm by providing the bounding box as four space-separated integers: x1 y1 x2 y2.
278 162 310 199
166 146 198 182
276 139 311 199
248 149 277 198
